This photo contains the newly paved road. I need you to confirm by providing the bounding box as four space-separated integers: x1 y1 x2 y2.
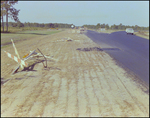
85 30 149 86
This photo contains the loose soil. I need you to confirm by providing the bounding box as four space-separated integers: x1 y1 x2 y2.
134 31 149 39
1 29 149 117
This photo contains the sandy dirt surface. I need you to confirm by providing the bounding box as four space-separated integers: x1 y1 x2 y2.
96 29 125 34
134 31 149 39
1 29 149 117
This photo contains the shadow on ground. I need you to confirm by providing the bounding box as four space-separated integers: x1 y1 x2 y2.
76 47 103 51
21 59 46 72
1 78 10 85
1 31 47 35
1 39 27 47
76 47 121 51
10 32 47 35
15 33 47 35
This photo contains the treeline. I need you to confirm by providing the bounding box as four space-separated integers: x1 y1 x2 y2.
83 23 149 31
1 22 73 28
1 1 20 32
1 22 149 31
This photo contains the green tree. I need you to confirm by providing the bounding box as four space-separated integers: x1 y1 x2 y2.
105 24 109 29
101 23 105 28
17 21 24 28
134 25 139 31
118 23 122 30
1 1 6 32
54 23 58 28
96 23 100 29
40 23 45 27
10 22 17 27
111 24 119 30
3 1 20 32
27 22 31 27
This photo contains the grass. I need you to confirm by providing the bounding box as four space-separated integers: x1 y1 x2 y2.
134 31 149 39
1 27 48 33
1 26 68 33
1 27 62 48
96 29 125 34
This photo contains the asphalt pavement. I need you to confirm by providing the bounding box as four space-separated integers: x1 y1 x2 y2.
85 30 149 86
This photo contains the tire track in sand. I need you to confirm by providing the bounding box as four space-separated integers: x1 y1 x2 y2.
51 42 69 117
84 50 116 116
1 69 38 115
63 41 78 117
1 65 43 116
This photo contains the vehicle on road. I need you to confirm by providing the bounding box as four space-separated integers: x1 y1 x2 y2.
126 28 134 35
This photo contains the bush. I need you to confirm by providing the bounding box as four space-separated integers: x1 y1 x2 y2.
17 22 24 28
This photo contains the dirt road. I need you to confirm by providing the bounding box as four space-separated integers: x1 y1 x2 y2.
1 29 149 117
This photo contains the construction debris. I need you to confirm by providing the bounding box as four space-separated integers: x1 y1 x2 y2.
52 37 74 42
11 39 24 69
66 37 73 41
4 39 53 74
29 51 53 59
37 48 47 68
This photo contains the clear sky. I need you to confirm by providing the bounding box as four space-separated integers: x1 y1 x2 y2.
7 1 149 27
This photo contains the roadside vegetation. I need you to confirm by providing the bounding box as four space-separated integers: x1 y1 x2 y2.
1 28 62 48
83 23 149 31
85 23 149 39
1 26 48 33
134 31 149 39
1 1 20 33
1 1 149 47
1 22 74 33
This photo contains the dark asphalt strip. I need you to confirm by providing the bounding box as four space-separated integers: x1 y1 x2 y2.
85 30 149 86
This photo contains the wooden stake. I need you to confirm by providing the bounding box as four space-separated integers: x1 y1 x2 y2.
37 48 47 68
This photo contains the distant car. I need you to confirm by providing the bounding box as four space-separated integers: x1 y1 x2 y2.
126 28 134 35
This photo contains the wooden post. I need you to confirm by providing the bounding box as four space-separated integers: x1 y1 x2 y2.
37 48 47 68
12 65 20 74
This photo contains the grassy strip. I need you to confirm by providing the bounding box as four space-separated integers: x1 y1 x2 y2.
1 27 48 33
134 31 149 39
1 27 68 33
96 29 125 34
1 28 62 48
